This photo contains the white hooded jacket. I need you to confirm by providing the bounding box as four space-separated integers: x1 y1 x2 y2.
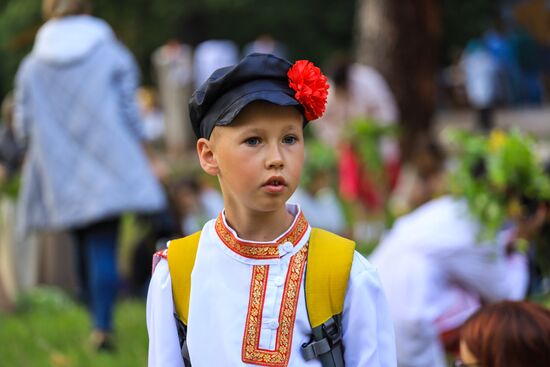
14 15 166 232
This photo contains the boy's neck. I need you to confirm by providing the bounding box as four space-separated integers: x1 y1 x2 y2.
223 206 295 243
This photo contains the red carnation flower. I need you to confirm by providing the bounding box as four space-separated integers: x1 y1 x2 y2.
287 60 329 121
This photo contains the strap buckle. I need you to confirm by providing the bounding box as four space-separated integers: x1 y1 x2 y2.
301 317 343 361
322 317 342 347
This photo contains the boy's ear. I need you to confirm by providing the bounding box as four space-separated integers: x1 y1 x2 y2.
197 138 219 176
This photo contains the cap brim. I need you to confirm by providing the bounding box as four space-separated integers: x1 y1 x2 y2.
199 79 301 139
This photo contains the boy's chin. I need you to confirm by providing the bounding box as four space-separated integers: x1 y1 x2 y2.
251 198 291 213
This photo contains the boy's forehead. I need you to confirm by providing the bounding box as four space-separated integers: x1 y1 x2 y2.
231 103 303 130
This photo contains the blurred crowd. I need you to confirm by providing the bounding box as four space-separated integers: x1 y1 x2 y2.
440 8 550 133
1 0 550 365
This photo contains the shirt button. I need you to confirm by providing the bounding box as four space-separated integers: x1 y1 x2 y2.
273 276 284 287
282 242 294 252
268 320 279 330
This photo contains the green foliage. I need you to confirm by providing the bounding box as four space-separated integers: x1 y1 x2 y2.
0 174 20 199
0 0 42 97
301 139 337 189
0 287 148 367
447 129 550 241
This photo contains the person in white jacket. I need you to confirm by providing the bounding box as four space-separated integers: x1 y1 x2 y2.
15 0 166 350
371 131 548 367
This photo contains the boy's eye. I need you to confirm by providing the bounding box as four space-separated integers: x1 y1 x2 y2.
244 137 262 146
282 135 298 145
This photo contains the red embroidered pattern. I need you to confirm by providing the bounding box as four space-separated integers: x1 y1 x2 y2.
215 212 308 259
151 249 168 273
241 245 308 366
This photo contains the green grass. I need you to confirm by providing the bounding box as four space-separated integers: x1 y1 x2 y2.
1 287 549 367
0 287 147 367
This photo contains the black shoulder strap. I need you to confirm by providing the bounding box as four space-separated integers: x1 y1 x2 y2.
174 313 192 367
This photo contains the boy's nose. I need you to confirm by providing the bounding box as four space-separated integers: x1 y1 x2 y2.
265 145 284 169
268 158 284 169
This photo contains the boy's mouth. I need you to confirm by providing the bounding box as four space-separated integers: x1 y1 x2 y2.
263 176 286 186
262 176 287 193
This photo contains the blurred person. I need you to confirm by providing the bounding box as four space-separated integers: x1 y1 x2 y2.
193 39 239 88
172 177 203 235
171 174 223 236
137 87 165 144
0 92 39 309
152 39 194 154
171 176 223 236
526 160 550 295
483 15 522 105
390 136 447 216
439 48 468 109
0 92 23 312
0 92 24 181
371 130 549 367
313 56 399 150
243 34 288 59
170 174 224 236
313 56 400 242
514 0 550 100
372 196 545 367
129 212 180 298
461 39 499 133
456 301 550 367
508 26 544 105
14 0 166 350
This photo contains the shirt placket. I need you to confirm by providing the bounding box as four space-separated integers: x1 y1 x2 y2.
257 242 293 350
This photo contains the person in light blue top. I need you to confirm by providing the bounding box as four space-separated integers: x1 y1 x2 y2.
14 0 166 350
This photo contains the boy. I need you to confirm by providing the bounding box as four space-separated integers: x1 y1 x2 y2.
146 53 396 366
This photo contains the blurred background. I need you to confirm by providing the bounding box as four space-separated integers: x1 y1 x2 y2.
1 0 550 366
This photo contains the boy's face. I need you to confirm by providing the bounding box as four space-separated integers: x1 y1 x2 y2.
197 102 304 215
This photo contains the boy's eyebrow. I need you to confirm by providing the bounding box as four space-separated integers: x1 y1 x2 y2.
237 124 301 137
238 127 266 136
281 124 300 132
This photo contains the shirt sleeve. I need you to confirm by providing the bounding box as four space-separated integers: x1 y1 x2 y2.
146 259 185 367
342 252 397 367
444 243 528 303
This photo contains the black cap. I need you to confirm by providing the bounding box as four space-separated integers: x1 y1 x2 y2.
189 53 303 139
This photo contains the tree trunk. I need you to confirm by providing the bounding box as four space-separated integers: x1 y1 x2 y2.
356 0 441 156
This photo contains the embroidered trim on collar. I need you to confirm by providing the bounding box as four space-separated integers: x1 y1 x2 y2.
215 211 308 260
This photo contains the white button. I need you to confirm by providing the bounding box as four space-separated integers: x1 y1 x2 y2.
268 320 279 329
282 242 294 252
273 276 284 286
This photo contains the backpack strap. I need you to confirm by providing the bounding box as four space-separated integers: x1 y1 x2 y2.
301 228 355 367
167 231 202 367
167 231 202 325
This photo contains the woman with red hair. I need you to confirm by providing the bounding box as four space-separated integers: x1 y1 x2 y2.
456 301 550 367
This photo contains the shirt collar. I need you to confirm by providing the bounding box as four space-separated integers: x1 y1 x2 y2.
215 204 309 261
